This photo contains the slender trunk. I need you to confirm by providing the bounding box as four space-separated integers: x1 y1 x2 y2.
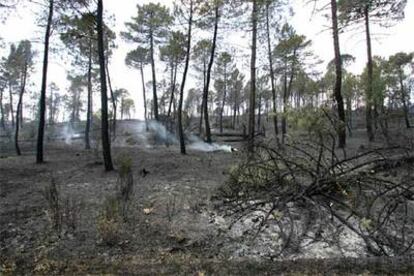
9 82 14 127
257 94 261 132
15 64 27 156
85 42 93 150
167 64 177 117
203 4 220 143
331 0 346 148
399 72 410 128
282 63 288 141
0 88 5 130
265 2 278 137
105 60 116 138
364 6 374 142
232 89 238 129
140 66 148 131
248 0 257 152
199 61 206 135
97 0 113 171
220 66 227 134
178 0 193 154
36 0 53 164
149 33 159 121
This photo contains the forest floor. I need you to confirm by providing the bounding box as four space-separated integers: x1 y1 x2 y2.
1 120 414 275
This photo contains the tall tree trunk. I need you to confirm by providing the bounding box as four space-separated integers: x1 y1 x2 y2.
15 64 27 156
140 66 149 131
36 0 53 164
399 73 410 128
364 6 374 142
331 0 346 148
149 33 159 121
219 66 227 134
178 0 193 154
282 63 288 142
105 60 116 139
248 0 258 152
85 42 93 150
97 0 113 171
9 82 14 127
203 4 220 144
199 61 206 135
257 93 261 132
265 2 279 138
167 64 177 117
0 88 5 130
232 89 238 129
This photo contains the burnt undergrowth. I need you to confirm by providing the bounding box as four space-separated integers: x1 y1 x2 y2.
216 132 414 258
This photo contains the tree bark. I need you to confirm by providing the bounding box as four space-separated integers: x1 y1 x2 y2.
15 63 27 156
265 2 279 138
399 72 410 128
0 88 5 130
219 65 227 134
202 4 220 144
140 66 149 131
177 0 193 154
97 0 114 171
167 63 177 117
364 6 374 142
149 32 159 121
248 0 258 152
105 60 116 139
85 41 93 150
331 0 346 148
36 0 53 164
9 82 14 127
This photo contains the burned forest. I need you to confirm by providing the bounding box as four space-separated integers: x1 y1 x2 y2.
1 0 414 275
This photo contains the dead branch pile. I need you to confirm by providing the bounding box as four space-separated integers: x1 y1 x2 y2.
216 136 414 257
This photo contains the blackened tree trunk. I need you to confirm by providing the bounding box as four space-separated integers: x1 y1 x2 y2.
105 60 116 139
232 88 238 129
9 82 14 127
97 0 114 171
0 88 5 130
219 67 227 134
85 42 93 150
364 6 374 142
199 61 206 135
149 33 159 121
140 66 149 131
281 61 288 143
36 0 53 164
203 4 220 144
265 2 278 138
167 63 177 117
331 0 346 148
15 63 27 156
178 0 193 154
248 0 258 152
399 73 411 128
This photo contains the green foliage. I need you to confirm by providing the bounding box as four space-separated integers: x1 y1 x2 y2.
286 106 336 136
122 3 173 44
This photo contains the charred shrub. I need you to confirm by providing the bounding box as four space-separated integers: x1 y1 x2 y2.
217 136 414 257
43 178 82 236
96 196 122 246
116 155 134 220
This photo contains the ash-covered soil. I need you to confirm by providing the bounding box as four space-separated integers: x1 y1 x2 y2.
1 121 414 275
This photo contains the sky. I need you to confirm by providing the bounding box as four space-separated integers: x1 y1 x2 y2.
0 0 413 120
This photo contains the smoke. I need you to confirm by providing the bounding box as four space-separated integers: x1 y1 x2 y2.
62 124 75 144
126 120 233 153
61 124 81 144
187 135 233 153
